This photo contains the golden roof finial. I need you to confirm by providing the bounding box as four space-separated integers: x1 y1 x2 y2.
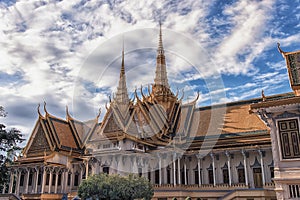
66 105 73 121
140 85 146 100
37 103 44 118
261 90 266 102
277 42 286 56
43 101 49 117
179 89 185 102
96 108 101 120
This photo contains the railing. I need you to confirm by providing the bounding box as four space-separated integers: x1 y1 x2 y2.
264 182 275 189
153 183 249 190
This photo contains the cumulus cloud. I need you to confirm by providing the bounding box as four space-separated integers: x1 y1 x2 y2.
0 0 299 140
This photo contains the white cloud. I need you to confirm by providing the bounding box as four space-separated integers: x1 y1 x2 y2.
0 0 299 139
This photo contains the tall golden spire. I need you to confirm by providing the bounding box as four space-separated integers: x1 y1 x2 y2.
157 23 164 56
120 39 125 78
154 23 169 89
115 40 130 104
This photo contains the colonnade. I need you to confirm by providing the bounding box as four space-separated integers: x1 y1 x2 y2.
7 160 89 196
5 148 273 196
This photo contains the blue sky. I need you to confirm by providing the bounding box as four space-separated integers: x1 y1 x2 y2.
0 0 300 140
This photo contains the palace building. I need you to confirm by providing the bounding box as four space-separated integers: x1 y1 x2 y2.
3 26 300 200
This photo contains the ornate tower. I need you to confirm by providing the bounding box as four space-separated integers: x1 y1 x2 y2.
151 24 177 105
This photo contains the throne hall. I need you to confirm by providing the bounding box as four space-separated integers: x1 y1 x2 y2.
3 26 300 200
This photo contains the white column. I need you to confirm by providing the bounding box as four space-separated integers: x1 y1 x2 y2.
48 169 53 193
177 157 181 185
197 157 201 186
15 170 21 195
80 165 83 183
9 170 14 193
85 160 89 179
225 151 232 186
41 167 46 193
162 156 167 184
70 169 74 191
173 154 176 186
210 153 216 186
54 171 59 193
258 150 265 185
115 156 119 175
158 155 162 185
61 170 65 193
34 168 39 193
24 168 30 193
184 159 187 185
2 183 6 194
242 150 249 186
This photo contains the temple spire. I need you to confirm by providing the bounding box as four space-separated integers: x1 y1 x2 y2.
154 23 169 88
115 41 130 104
158 23 164 55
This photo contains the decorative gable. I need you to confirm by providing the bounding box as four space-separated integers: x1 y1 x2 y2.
27 124 50 157
103 114 122 133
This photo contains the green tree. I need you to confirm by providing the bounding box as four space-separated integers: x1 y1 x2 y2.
0 106 24 192
78 173 154 200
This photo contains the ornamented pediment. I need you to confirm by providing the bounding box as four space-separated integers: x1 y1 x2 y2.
26 122 51 157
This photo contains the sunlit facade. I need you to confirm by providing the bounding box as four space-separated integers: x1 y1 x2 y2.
3 28 300 200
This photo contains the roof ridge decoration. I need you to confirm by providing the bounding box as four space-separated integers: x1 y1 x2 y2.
66 105 73 121
261 90 266 102
43 101 49 117
277 42 286 55
37 103 44 119
96 108 101 120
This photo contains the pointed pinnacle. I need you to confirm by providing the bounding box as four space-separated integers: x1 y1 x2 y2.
120 39 125 78
158 23 164 55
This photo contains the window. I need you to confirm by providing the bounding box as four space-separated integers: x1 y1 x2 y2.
195 170 199 184
223 169 229 184
46 173 50 185
238 168 245 183
270 167 274 180
181 169 188 185
74 172 79 186
67 173 71 186
103 166 109 174
155 169 159 184
181 170 185 184
253 168 263 188
20 173 25 187
138 168 142 177
38 173 42 185
58 173 62 186
167 167 171 184
52 174 56 186
208 170 213 184
28 172 33 186
148 171 151 182
278 119 300 159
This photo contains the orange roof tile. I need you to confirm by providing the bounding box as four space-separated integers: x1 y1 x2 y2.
50 118 78 149
196 104 267 136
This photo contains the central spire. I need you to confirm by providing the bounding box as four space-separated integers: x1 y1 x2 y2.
154 23 170 88
115 41 130 104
